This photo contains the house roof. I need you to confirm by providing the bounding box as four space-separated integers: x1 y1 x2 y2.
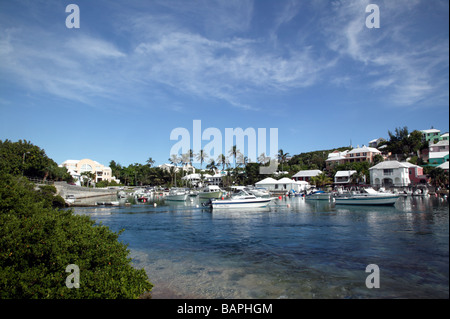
335 170 357 177
292 170 322 177
369 160 410 170
429 151 449 159
438 162 449 170
430 140 449 146
277 177 296 184
348 146 381 154
421 129 440 134
255 177 278 184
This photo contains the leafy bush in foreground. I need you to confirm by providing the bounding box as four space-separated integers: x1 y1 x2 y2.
0 173 153 298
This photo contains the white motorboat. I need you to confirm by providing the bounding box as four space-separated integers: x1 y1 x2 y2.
247 187 270 198
210 190 272 209
306 190 332 201
165 188 188 201
335 188 399 206
65 194 76 204
198 185 223 199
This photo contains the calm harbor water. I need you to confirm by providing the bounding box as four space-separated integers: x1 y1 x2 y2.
73 195 449 299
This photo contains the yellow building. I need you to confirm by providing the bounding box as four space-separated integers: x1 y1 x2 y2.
60 159 119 184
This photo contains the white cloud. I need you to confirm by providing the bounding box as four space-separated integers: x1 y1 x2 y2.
65 36 126 60
0 0 447 112
322 0 449 107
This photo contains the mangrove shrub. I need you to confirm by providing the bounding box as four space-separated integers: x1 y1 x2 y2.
0 173 153 298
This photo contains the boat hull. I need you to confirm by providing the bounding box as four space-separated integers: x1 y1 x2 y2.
165 194 188 201
199 191 223 199
335 195 399 206
211 198 272 209
306 193 331 200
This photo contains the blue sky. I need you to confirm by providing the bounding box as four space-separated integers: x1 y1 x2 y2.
1 0 448 168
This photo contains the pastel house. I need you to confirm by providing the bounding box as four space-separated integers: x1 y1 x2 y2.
292 170 322 182
369 161 411 187
428 152 449 166
334 170 358 184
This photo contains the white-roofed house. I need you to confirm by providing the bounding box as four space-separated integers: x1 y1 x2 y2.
325 150 349 169
429 140 449 153
255 177 309 193
369 138 386 148
428 151 449 167
438 161 449 171
59 158 120 184
292 169 322 183
421 128 441 144
334 170 358 184
369 161 412 187
255 177 280 192
401 162 429 185
345 146 381 164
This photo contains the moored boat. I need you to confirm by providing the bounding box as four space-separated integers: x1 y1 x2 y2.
210 190 272 209
165 188 188 201
306 190 331 201
335 188 399 206
198 185 223 199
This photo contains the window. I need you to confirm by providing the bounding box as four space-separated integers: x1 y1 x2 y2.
383 169 394 176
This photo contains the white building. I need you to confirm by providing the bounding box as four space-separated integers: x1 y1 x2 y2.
292 170 322 182
345 146 381 163
59 159 120 185
255 177 309 192
369 137 386 148
369 161 411 187
438 161 449 171
334 170 358 184
325 150 349 169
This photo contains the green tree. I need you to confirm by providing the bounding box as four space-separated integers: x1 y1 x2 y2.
146 157 155 167
426 167 449 188
310 173 333 188
0 139 71 182
216 154 225 171
206 159 217 174
80 171 96 187
0 173 153 298
277 149 290 172
196 150 208 170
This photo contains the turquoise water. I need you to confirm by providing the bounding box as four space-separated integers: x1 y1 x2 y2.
73 196 449 299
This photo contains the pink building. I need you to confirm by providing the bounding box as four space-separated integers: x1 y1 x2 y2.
403 162 428 185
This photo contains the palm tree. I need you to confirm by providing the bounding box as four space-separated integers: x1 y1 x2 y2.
278 149 290 172
188 149 194 166
146 157 155 167
217 153 227 172
258 152 269 165
169 154 181 186
196 149 208 170
310 173 332 188
206 159 218 174
429 167 449 188
228 145 242 168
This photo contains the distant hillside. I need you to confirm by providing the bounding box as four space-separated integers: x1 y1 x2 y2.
288 146 351 171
